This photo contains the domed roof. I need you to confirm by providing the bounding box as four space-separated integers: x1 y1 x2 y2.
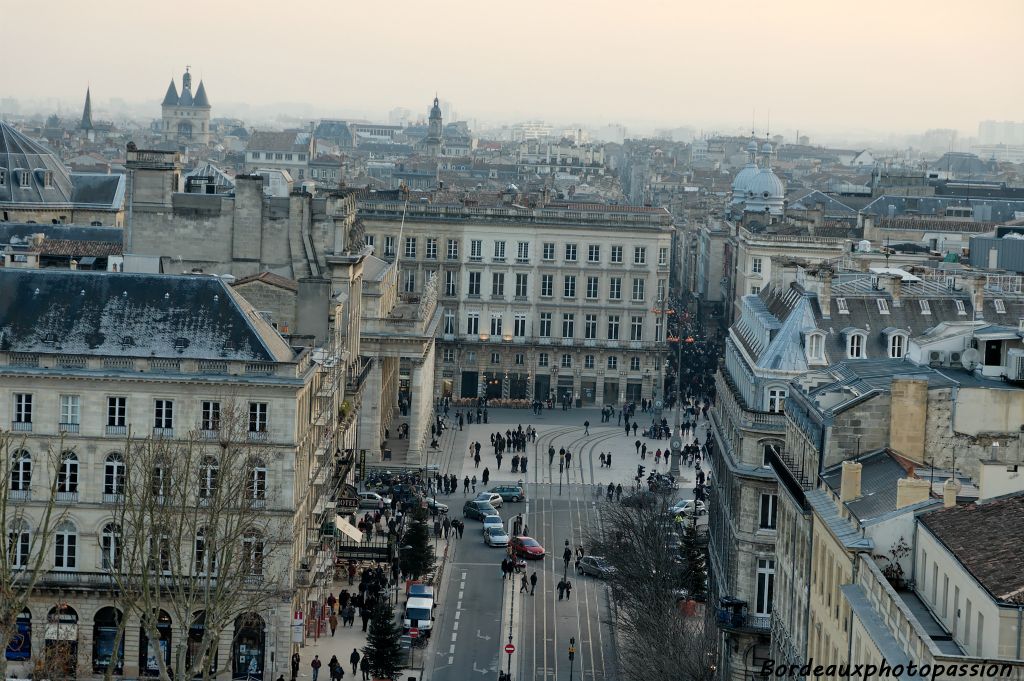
732 164 759 193
747 167 785 199
761 141 773 155
746 139 759 154
0 121 75 205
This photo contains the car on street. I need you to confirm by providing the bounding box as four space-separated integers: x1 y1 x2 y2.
510 536 545 559
463 499 499 520
358 492 390 509
621 491 658 508
669 499 707 517
474 491 504 508
425 498 449 515
577 556 615 578
489 485 526 502
484 525 510 547
481 514 504 535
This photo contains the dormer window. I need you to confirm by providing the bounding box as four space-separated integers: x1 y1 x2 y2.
805 331 826 363
877 299 889 314
836 298 849 314
0 168 6 186
42 171 53 188
955 300 966 315
882 329 908 358
842 328 867 359
17 169 30 188
994 299 1006 314
919 300 931 315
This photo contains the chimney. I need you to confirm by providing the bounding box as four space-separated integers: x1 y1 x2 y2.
69 259 78 271
819 269 833 319
296 277 331 346
966 275 986 320
896 476 931 509
840 461 862 502
890 274 902 307
889 377 928 464
943 478 958 508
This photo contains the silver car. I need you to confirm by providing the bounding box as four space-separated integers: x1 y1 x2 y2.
481 514 504 535
484 525 510 547
359 492 390 509
475 491 503 509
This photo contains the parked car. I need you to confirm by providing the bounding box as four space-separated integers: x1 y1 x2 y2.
474 491 504 509
510 536 545 559
670 499 707 517
402 596 435 638
425 498 449 515
578 556 615 578
489 485 526 502
481 514 505 535
358 492 390 509
484 525 510 547
408 583 435 600
463 499 499 520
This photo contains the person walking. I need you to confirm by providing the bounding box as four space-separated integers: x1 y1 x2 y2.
496 453 503 470
521 455 528 473
329 611 338 636
311 656 322 681
471 475 477 492
520 573 529 593
474 452 481 468
482 468 490 486
632 422 638 436
349 650 360 676
557 578 567 600
583 420 590 435
464 476 470 493
548 446 555 465
530 571 538 595
565 579 573 599
359 657 370 681
562 545 572 573
291 653 300 681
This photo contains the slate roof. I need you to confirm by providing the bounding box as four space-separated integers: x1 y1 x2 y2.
788 190 859 216
863 194 1024 222
232 271 299 292
247 131 308 154
919 492 1024 604
193 81 210 108
69 172 125 208
0 223 123 246
0 121 76 204
0 269 294 362
821 449 920 523
796 359 961 417
162 79 179 106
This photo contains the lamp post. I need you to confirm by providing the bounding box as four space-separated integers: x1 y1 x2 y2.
507 573 515 677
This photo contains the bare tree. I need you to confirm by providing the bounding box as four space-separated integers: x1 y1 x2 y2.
110 403 292 681
0 431 68 681
587 496 718 681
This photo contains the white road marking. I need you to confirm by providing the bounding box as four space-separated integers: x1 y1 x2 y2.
455 611 461 620
453 621 459 631
449 644 456 653
448 656 454 664
459 590 465 599
451 632 458 642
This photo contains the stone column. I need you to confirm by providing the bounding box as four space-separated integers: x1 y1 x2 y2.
357 360 384 457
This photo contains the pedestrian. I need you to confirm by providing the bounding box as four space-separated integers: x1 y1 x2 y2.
329 611 338 636
471 475 477 492
482 468 490 486
633 422 638 436
634 439 641 454
562 545 572 572
606 452 612 466
474 452 481 468
359 657 370 681
616 483 623 501
349 650 360 676
521 455 528 473
583 420 590 435
557 578 567 600
520 573 529 593
291 653 300 681
565 579 573 599
360 607 370 632
327 656 340 680
530 571 538 595
496 453 503 470
347 562 356 585
311 656 322 681
548 446 555 465
599 452 606 468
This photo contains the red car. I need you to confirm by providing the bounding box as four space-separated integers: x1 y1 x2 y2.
510 536 545 559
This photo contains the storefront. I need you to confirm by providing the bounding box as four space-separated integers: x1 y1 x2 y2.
5 609 31 661
92 607 124 674
626 381 643 402
603 379 620 406
139 611 172 677
460 371 479 398
45 605 79 678
482 371 503 399
509 373 528 399
231 614 266 680
534 374 551 402
580 380 597 405
556 377 574 404
187 611 217 676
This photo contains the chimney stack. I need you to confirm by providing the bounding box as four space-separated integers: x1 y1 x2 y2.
943 478 958 508
69 259 77 271
890 274 902 307
819 268 833 319
896 476 931 509
840 461 862 502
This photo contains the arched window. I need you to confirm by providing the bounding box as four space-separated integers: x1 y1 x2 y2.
10 450 31 494
8 520 30 568
6 608 31 660
57 451 79 496
842 329 867 359
805 331 825 363
92 607 124 674
151 459 169 499
54 520 78 569
199 456 219 500
242 532 264 577
101 523 121 569
138 611 171 677
104 453 125 497
889 333 907 358
232 614 265 680
44 605 79 677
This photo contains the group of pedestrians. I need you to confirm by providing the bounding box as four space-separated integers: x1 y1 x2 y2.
432 515 465 539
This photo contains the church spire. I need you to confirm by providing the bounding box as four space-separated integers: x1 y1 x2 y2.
80 87 93 131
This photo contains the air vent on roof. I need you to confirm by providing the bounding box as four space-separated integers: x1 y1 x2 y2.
121 335 135 347
174 338 190 352
43 332 58 344
164 293 170 299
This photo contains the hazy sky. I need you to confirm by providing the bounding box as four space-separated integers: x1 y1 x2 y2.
3 0 1022 137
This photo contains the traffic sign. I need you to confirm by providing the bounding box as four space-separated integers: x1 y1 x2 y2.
504 643 516 654
409 627 419 639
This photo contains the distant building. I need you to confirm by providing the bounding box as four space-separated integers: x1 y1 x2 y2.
416 97 445 157
160 67 211 145
245 131 313 181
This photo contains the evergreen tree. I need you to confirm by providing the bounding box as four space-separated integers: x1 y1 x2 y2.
678 519 708 598
399 505 435 580
362 600 406 680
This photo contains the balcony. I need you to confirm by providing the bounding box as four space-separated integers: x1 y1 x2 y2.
152 427 174 438
11 421 32 432
102 493 124 505
248 431 270 443
716 606 771 634
201 429 220 440
9 489 31 501
59 422 79 434
346 356 374 393
56 491 79 503
106 425 127 436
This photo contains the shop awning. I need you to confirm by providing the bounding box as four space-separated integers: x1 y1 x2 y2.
334 515 364 543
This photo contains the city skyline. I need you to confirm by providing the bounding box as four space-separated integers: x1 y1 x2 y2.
2 0 1022 138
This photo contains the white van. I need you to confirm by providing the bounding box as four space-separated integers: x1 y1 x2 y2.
403 596 435 638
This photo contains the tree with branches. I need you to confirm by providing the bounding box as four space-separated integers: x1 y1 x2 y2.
109 402 292 681
399 506 435 581
362 600 405 680
586 496 717 681
0 431 69 681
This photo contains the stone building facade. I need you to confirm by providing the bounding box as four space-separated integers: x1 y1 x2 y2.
160 67 211 145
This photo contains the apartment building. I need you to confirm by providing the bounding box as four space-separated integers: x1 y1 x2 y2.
0 269 352 680
358 188 673 405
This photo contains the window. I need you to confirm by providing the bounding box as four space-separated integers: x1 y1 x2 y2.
750 286 761 295
562 314 575 339
8 521 29 568
607 356 618 370
751 257 762 274
538 353 549 367
755 558 775 615
658 247 668 266
445 270 457 296
493 240 506 260
585 314 598 339
609 278 622 300
425 238 437 259
470 240 482 260
517 241 529 262
994 299 1007 314
249 402 268 433
492 272 505 297
54 521 77 569
490 352 500 364
151 462 169 498
194 528 214 574
364 235 375 248
515 353 525 365
607 315 620 340
57 452 78 494
542 242 555 260
807 333 824 361
561 354 573 368
10 450 31 492
443 348 455 362
564 244 577 262
447 239 459 259
630 357 641 371
101 523 121 569
836 298 849 314
514 315 527 337
657 279 666 303
14 393 32 424
633 247 647 265
59 394 80 430
632 278 645 301
154 400 174 430
759 494 778 530
490 314 503 336
585 355 595 369
404 237 416 258
611 246 623 263
586 277 599 299
466 313 480 335
919 299 931 315
847 333 865 359
510 273 527 298
444 310 455 335
630 316 644 341
18 170 29 189
468 271 481 296
107 397 127 428
889 333 906 358
0 169 6 186
564 275 576 298
877 298 889 314
201 400 220 432
541 275 553 297
539 313 552 337
104 453 125 496
955 300 966 315
384 236 395 257
767 388 787 413
199 456 219 499
588 245 601 263
149 532 172 573
243 533 265 576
